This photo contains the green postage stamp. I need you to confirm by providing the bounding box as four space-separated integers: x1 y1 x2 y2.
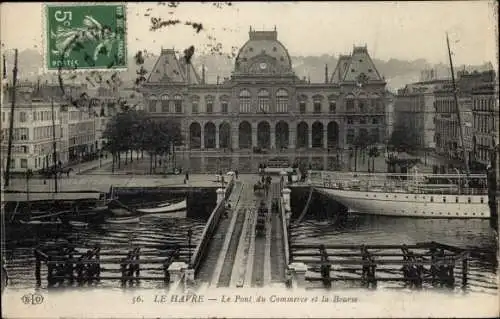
45 3 127 71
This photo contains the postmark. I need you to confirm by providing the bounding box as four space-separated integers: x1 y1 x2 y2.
45 3 127 71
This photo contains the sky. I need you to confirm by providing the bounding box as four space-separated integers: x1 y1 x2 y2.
0 1 498 67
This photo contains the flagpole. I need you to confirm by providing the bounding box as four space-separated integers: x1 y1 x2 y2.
3 49 18 187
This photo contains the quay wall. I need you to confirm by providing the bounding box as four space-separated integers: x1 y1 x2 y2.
112 186 217 219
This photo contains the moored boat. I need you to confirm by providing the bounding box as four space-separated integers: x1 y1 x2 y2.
311 171 490 219
136 198 187 215
19 218 63 225
105 216 140 224
68 220 89 228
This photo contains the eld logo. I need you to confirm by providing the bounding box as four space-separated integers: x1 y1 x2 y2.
21 293 44 305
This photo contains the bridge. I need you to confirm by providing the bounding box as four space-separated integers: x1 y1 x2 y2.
189 174 290 289
170 172 488 291
23 171 493 291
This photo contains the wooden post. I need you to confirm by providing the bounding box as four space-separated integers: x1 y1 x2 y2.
319 245 331 288
134 248 140 283
47 258 54 287
76 256 84 285
120 256 127 287
163 257 171 284
96 248 101 282
461 254 468 290
67 251 74 284
34 250 41 287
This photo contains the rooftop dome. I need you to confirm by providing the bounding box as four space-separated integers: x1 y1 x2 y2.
234 27 293 75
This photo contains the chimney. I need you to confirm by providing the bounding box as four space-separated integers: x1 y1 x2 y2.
325 64 328 83
217 75 220 85
202 64 206 84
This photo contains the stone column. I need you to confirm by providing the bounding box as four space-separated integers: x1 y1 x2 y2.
252 122 258 148
323 128 328 149
215 125 220 149
270 126 276 150
308 126 312 149
200 125 205 150
288 262 308 288
282 187 291 208
216 188 225 204
289 126 296 149
168 262 188 284
231 127 238 150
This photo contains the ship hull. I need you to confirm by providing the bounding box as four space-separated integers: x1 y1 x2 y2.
317 188 490 219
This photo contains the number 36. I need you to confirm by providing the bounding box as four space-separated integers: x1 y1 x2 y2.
54 10 72 25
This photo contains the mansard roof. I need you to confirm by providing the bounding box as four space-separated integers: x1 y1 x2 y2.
330 46 383 84
147 48 201 84
330 55 350 83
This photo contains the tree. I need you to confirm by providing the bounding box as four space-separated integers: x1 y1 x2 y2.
352 130 370 172
368 146 380 173
389 127 418 152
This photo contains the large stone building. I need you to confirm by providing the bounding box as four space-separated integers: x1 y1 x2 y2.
434 70 498 170
470 71 498 167
394 79 450 149
140 28 388 154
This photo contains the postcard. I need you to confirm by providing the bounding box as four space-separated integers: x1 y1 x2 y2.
1 1 499 318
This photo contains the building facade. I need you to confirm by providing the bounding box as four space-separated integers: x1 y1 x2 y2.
471 71 498 167
1 82 118 172
434 70 497 169
140 28 388 153
394 80 450 149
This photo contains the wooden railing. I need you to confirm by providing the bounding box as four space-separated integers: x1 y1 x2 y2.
308 170 488 195
290 242 479 290
34 243 192 287
279 197 290 266
190 175 235 273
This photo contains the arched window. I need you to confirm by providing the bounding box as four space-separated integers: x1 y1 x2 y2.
205 95 214 113
174 94 182 113
257 89 270 113
328 95 337 113
161 94 169 113
149 95 158 113
313 95 323 114
239 89 251 113
276 89 288 113
345 95 355 113
220 95 229 114
298 95 308 114
191 96 199 114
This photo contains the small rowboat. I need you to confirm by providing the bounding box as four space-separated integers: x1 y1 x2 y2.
19 218 62 225
137 198 187 214
68 220 89 228
105 216 140 224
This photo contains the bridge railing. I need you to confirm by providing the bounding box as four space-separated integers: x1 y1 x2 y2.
190 175 235 273
279 196 290 266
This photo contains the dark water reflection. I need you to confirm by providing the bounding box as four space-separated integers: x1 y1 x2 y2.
4 215 205 289
292 214 498 293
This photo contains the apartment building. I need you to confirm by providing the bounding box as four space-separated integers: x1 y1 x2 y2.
394 80 450 149
1 82 114 172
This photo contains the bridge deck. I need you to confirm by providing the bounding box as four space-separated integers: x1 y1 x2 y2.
196 176 288 288
195 181 243 284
